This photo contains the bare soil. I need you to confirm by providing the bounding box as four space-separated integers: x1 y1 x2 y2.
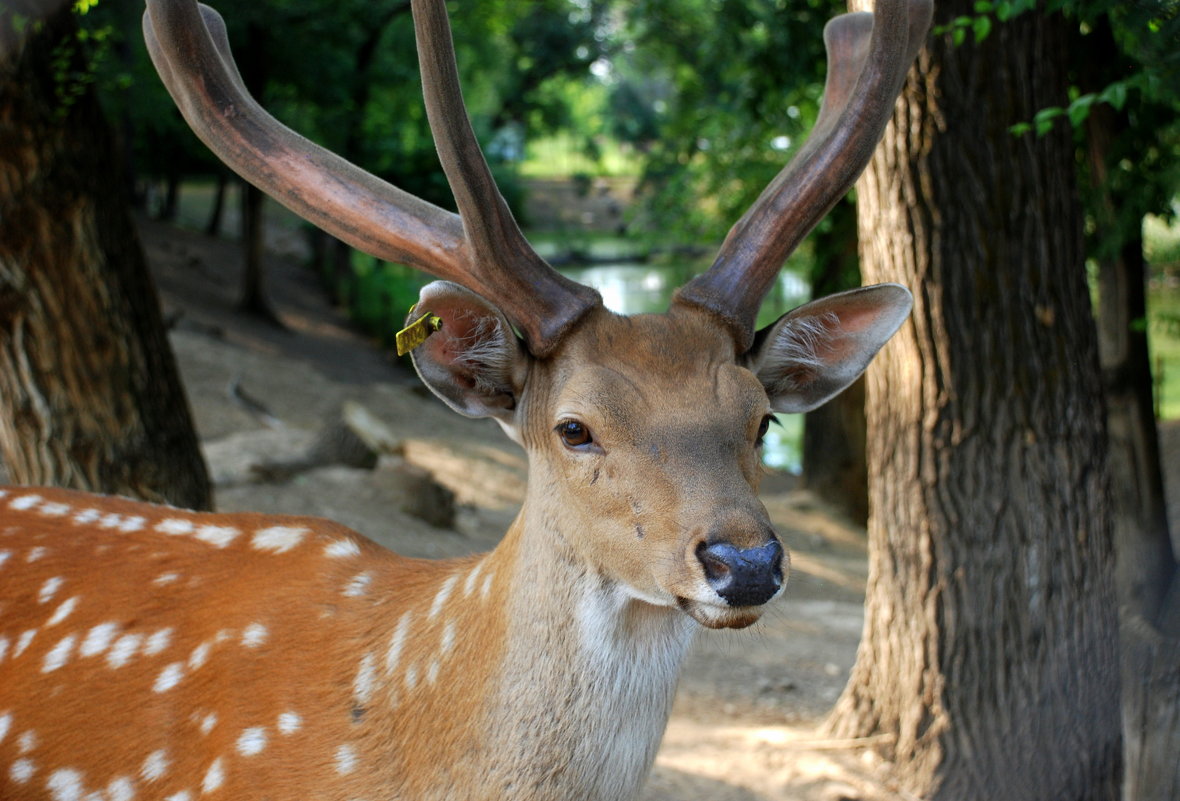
140 216 1180 801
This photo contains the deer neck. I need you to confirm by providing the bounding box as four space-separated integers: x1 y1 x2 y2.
352 497 694 800
475 499 698 800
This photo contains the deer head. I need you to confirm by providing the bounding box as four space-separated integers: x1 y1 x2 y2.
143 0 928 632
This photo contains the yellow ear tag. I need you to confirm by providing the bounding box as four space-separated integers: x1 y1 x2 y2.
395 310 443 357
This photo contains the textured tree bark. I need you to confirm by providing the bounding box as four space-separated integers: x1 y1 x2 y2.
826 3 1123 798
0 6 211 510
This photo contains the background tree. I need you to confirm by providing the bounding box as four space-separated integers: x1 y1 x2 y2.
0 0 211 510
825 1 1123 798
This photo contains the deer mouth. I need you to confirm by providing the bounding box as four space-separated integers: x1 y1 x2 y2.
676 596 764 630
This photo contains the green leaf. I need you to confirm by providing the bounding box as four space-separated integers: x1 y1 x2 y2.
973 0 993 12
1009 121 1033 137
1067 94 1095 128
1100 81 1128 111
953 27 967 46
973 15 992 42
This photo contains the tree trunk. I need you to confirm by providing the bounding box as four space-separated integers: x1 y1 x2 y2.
826 4 1122 798
802 200 867 524
0 5 211 510
205 171 229 237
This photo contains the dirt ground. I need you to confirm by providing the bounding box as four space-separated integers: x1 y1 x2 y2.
139 216 1180 801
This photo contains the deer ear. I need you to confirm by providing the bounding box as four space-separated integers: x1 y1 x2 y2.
748 283 912 414
407 281 529 425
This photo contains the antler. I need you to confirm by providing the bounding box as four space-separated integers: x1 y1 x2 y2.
674 0 933 353
142 0 600 357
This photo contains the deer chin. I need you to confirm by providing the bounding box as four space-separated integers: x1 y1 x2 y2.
676 596 764 630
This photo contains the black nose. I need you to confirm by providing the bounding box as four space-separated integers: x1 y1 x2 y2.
696 539 784 607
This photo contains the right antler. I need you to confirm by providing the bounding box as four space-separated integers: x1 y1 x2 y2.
675 0 932 353
142 0 601 357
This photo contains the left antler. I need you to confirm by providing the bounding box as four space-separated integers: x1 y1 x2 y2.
143 0 601 357
675 0 933 352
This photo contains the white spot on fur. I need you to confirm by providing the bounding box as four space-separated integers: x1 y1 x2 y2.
156 519 193 536
199 713 217 735
153 662 185 693
0 636 7 662
38 576 64 603
140 750 169 782
42 634 76 673
343 572 372 597
324 539 360 558
463 561 484 597
164 792 191 801
236 727 267 757
241 623 268 648
440 620 456 656
251 526 307 553
38 502 70 517
152 573 179 586
107 633 142 668
98 513 124 529
277 711 301 735
385 612 412 674
14 630 36 658
428 574 459 620
26 546 48 563
481 572 495 600
426 660 440 686
195 525 239 548
0 550 10 569
334 745 357 775
46 596 78 627
46 767 84 801
353 653 377 705
201 758 224 793
144 628 173 656
10 758 35 783
9 494 42 511
404 663 419 691
72 508 100 525
188 642 211 670
118 516 145 533
0 711 10 743
17 729 35 753
107 776 136 801
80 623 119 657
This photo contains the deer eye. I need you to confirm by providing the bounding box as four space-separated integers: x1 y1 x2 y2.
557 420 594 449
756 414 778 447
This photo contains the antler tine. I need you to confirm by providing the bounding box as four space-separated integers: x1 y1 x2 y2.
144 0 600 356
411 0 601 354
675 0 933 353
143 0 469 282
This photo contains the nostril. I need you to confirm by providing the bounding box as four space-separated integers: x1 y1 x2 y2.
695 541 732 584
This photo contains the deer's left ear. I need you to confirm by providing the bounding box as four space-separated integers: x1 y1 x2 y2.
407 281 530 427
747 283 912 414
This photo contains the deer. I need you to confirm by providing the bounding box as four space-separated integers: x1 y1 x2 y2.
0 0 931 798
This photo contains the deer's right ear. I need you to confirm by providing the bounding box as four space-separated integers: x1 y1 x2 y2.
747 283 912 414
407 281 530 426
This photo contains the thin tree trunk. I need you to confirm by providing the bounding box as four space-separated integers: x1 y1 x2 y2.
0 4 211 510
826 4 1122 798
802 200 867 524
205 170 229 237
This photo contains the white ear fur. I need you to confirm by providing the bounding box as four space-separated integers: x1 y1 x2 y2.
749 283 912 413
407 281 529 426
